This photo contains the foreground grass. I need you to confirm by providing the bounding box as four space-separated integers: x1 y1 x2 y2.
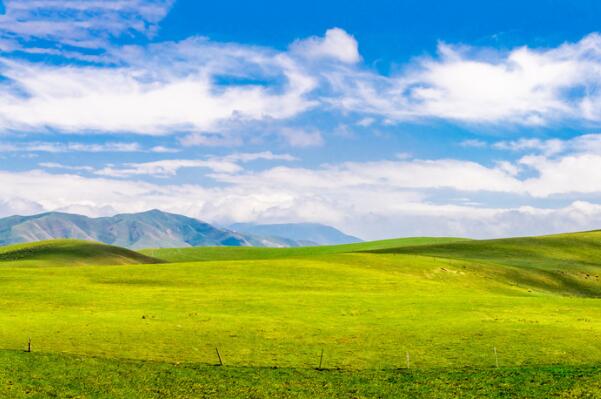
2 350 601 398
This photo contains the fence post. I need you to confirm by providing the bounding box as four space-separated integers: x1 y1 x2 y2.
318 348 324 369
215 347 223 366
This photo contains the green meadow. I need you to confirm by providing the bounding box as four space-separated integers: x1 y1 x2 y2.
3 233 601 397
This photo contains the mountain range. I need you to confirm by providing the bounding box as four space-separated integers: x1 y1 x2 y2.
0 210 361 249
229 222 362 246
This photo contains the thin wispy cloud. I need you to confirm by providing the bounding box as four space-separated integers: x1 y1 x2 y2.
94 151 297 178
0 0 174 49
0 141 177 153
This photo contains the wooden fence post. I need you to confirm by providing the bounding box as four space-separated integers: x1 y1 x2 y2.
215 347 223 366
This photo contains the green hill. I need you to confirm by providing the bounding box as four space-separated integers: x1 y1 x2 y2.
140 236 468 262
366 230 601 297
370 230 601 268
0 239 163 267
5 232 601 397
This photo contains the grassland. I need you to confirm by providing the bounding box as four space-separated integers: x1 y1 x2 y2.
2 233 601 397
140 236 468 262
0 239 161 267
4 351 601 398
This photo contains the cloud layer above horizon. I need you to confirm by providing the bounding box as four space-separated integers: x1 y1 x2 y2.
3 1 601 239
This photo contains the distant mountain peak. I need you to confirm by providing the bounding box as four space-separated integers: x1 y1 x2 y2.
0 210 339 249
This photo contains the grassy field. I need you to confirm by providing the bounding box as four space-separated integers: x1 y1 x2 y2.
3 350 601 398
0 239 162 267
2 233 601 397
139 236 468 262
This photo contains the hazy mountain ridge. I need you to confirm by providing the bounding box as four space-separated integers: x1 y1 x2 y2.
0 210 257 249
228 222 362 245
0 210 358 249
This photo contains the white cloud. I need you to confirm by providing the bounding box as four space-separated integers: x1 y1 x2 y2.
96 159 243 178
461 139 488 148
211 159 521 193
223 151 297 163
7 132 601 238
519 153 601 197
0 0 174 49
39 162 94 172
149 146 179 153
5 27 601 138
0 141 173 153
0 39 318 135
4 167 601 240
357 117 375 127
327 33 601 126
278 128 324 147
290 28 360 64
179 132 243 147
494 138 565 156
5 130 601 239
494 133 601 156
94 152 297 178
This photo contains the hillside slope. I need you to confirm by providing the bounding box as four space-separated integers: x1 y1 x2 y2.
0 240 162 267
4 231 601 372
369 230 601 268
140 236 468 262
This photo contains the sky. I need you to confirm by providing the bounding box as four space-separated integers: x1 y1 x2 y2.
3 1 601 239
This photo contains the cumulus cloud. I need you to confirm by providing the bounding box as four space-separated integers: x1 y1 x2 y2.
0 52 317 135
327 33 601 126
4 26 601 137
290 28 361 64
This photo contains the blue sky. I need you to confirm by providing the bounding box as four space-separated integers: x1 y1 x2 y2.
3 0 601 239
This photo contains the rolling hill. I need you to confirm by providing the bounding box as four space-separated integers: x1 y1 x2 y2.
5 230 601 397
140 236 468 262
0 240 162 267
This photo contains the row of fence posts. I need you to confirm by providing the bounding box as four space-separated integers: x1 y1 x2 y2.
22 339 501 370
198 347 501 370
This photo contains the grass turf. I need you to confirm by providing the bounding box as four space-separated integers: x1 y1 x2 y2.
2 350 601 398
2 234 601 396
